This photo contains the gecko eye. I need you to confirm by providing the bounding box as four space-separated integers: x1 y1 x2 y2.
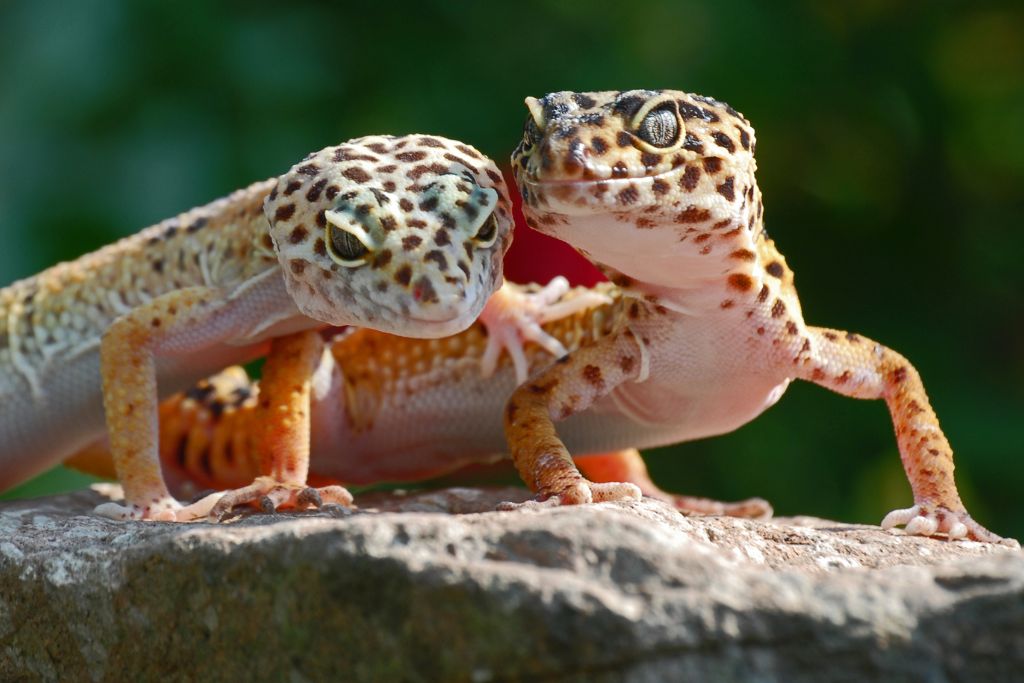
326 224 370 266
635 104 681 148
472 214 498 247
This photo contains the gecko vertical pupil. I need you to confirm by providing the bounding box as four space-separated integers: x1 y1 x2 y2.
636 106 680 148
328 225 369 262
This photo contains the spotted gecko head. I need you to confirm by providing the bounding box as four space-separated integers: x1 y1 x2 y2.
266 135 512 337
512 90 763 284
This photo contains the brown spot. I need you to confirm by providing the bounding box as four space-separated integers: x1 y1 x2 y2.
846 332 861 344
306 178 328 202
756 326 765 335
611 161 629 178
824 331 838 342
757 284 770 303
313 238 326 257
151 317 161 328
413 276 438 303
738 127 751 150
289 259 305 275
407 163 449 181
372 249 392 269
395 150 427 162
679 166 701 191
620 356 635 373
402 235 422 251
771 299 786 318
456 144 482 159
728 273 753 291
811 368 826 381
836 371 851 384
628 302 640 319
712 132 736 153
274 204 296 222
582 364 604 389
394 265 413 286
765 261 784 278
730 249 755 261
720 299 735 309
506 401 518 423
676 206 711 223
424 250 448 271
283 180 302 196
288 226 308 244
342 167 372 183
717 177 735 202
651 179 670 195
702 157 722 174
616 131 632 147
890 366 908 384
617 186 639 205
591 137 609 155
151 259 164 273
377 164 398 174
399 198 414 212
380 216 397 232
786 321 799 335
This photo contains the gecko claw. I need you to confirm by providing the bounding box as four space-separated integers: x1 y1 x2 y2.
882 504 1019 547
478 278 613 383
209 476 355 520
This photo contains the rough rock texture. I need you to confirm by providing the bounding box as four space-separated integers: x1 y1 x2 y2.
1 486 1021 682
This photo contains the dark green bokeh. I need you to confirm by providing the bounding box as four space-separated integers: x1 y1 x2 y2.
2 1 1021 538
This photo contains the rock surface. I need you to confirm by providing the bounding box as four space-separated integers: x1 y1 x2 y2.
1 486 1021 682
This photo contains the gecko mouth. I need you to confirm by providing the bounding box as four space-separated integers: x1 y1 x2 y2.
522 161 685 189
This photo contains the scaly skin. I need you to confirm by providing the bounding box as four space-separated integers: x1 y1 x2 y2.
68 282 766 519
1 134 518 520
505 89 1015 546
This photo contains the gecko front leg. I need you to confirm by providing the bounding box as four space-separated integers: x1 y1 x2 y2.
796 326 1018 547
478 278 613 383
95 286 270 521
502 328 646 506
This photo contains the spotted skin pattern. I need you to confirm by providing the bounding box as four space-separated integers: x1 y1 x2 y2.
68 280 766 520
0 134 515 521
505 89 1015 546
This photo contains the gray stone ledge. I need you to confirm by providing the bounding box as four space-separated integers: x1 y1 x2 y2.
1 487 1021 682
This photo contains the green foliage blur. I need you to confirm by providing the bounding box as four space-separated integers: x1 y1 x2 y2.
1 1 1022 538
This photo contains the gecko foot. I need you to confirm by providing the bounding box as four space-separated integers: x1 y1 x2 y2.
497 480 642 511
881 504 1020 547
94 497 183 522
478 278 613 383
208 476 355 521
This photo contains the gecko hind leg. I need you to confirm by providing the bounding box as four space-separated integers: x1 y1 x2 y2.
575 449 773 519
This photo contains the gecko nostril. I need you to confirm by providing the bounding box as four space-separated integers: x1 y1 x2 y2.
412 276 439 304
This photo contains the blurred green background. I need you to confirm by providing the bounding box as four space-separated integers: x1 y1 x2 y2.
2 1 1022 539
